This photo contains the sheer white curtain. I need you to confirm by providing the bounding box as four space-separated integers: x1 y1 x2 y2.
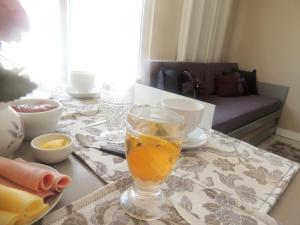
69 0 143 86
177 0 234 62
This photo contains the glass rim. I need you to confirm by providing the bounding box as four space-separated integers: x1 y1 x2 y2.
127 105 185 139
129 105 185 123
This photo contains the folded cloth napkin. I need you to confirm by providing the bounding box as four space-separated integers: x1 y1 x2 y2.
0 184 49 225
171 184 279 225
61 106 101 120
42 176 280 225
0 157 71 199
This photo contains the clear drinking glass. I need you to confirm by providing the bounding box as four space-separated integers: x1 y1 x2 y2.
120 105 185 220
100 82 134 143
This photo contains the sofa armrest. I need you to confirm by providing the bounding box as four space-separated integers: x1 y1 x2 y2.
257 82 289 104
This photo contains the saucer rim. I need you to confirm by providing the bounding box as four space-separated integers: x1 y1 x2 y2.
67 87 100 99
182 127 207 150
67 86 100 95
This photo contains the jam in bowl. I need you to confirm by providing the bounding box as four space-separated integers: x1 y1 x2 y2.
12 103 57 113
10 99 63 140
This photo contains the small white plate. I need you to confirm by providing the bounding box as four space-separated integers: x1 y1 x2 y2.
30 162 63 225
182 127 208 150
67 87 100 99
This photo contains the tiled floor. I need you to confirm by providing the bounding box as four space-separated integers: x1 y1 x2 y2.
258 134 300 150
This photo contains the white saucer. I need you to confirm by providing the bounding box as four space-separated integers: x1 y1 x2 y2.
67 87 100 99
182 127 208 150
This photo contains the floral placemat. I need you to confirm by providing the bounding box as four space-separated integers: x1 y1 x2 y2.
42 176 280 225
50 87 299 220
173 129 299 213
58 105 299 213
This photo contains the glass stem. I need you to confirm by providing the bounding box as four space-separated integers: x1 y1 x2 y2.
134 182 161 197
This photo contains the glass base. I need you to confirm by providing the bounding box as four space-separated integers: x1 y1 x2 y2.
100 130 125 143
120 185 166 221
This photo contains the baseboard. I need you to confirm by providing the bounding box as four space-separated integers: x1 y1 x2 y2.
276 128 300 141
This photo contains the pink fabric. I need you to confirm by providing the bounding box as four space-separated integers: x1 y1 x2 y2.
0 176 56 199
0 156 55 192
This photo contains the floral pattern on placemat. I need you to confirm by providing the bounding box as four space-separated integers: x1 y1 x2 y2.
43 86 299 224
42 176 279 225
61 107 298 213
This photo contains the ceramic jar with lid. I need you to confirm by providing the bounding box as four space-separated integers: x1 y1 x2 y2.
0 103 24 157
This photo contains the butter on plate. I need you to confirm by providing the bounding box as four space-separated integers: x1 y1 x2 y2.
40 139 69 150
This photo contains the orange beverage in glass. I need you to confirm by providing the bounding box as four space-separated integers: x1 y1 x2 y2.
120 106 185 220
126 132 181 184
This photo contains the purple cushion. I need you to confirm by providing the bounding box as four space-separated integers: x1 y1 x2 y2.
205 63 238 94
156 68 182 94
233 68 258 95
206 95 281 133
215 73 240 97
236 76 245 96
223 71 247 96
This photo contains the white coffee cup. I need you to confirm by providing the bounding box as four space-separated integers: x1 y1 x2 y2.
159 98 204 138
70 71 96 93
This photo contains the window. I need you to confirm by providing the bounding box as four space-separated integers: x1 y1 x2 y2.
69 0 143 85
0 0 143 86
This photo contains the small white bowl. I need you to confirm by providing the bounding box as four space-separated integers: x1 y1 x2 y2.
10 98 63 140
31 133 73 164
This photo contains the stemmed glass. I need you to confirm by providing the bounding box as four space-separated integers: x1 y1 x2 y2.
120 105 185 220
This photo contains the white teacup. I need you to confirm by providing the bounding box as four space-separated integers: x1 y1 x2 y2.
159 98 204 139
70 70 96 93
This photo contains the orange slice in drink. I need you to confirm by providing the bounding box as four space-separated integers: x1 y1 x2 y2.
126 134 180 182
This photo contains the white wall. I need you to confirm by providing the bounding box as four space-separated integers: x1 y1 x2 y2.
224 0 300 135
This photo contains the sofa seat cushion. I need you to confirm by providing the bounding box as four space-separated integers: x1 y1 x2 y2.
206 95 281 133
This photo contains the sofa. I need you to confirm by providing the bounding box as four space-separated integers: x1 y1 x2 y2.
140 60 289 145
